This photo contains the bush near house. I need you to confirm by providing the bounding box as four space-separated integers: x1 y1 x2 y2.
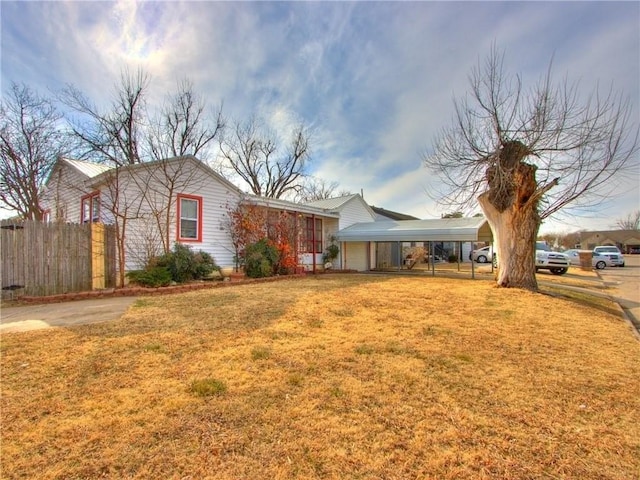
245 238 279 278
127 243 220 287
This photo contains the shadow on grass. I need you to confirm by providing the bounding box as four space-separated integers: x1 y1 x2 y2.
69 274 392 339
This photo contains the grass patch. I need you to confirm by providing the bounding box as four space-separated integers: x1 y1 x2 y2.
190 378 227 397
1 274 639 479
251 345 272 360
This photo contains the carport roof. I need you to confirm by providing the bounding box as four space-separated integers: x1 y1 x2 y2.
335 217 493 243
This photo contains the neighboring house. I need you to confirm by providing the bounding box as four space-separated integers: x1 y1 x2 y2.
41 156 376 277
578 230 640 253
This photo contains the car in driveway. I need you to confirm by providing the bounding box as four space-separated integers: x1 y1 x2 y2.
563 249 611 270
593 246 625 267
470 246 493 263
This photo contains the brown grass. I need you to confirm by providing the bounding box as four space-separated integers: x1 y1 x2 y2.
1 274 639 479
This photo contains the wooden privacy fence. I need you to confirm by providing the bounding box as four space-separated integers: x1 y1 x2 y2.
0 220 116 298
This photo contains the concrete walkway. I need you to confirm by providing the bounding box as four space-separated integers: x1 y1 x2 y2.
0 296 138 333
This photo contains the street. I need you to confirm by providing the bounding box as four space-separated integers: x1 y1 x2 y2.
597 254 640 334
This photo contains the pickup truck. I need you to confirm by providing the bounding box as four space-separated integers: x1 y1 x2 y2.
535 242 570 275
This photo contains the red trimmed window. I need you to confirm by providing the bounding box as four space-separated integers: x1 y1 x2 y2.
80 192 100 223
304 217 322 253
177 194 203 242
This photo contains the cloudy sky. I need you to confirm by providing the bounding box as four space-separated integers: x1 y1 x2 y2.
2 1 638 233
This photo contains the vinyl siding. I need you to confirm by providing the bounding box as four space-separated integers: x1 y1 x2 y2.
337 197 376 229
41 165 93 223
112 160 242 271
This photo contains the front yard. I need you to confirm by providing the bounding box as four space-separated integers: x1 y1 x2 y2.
1 275 638 479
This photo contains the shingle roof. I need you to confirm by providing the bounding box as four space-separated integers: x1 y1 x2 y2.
369 206 419 221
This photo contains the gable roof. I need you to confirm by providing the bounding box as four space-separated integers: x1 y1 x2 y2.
83 155 245 194
247 195 340 218
48 157 112 182
304 194 360 210
304 194 376 217
335 217 493 243
369 205 419 221
62 158 112 178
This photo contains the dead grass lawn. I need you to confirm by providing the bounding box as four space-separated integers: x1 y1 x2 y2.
1 274 639 479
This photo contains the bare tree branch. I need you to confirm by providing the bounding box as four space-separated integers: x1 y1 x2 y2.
60 67 150 166
218 117 311 199
147 79 225 162
0 83 68 219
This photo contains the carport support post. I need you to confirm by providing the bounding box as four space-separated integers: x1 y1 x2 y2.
430 241 435 277
471 242 475 279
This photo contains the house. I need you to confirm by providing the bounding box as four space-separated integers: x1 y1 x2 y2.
42 156 376 277
578 230 640 253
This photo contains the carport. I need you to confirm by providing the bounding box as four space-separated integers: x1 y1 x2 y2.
335 217 494 279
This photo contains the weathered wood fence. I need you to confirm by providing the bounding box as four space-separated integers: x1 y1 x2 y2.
0 220 116 298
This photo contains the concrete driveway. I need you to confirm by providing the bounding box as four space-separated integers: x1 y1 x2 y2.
0 296 138 333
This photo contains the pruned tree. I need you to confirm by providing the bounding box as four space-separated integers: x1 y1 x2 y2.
424 47 638 291
0 83 68 220
614 210 640 230
218 116 311 198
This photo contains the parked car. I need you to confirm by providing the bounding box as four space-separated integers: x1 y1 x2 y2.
563 249 611 270
471 246 493 263
535 242 570 275
593 246 625 267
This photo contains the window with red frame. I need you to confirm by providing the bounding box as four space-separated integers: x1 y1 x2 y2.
80 192 100 223
304 217 322 253
177 194 202 242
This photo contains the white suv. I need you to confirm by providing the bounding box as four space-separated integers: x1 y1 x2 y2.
535 242 570 275
593 246 625 267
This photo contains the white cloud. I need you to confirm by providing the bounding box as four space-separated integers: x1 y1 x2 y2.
2 1 637 231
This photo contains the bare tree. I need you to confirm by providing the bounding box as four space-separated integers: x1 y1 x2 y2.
60 68 149 166
295 177 351 202
0 83 68 220
218 116 311 198
614 210 640 230
147 79 224 161
424 47 638 291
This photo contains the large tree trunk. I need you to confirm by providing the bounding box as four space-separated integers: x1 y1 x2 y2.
479 141 542 291
479 192 540 291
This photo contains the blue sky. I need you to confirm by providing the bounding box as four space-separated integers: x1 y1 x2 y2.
2 1 638 234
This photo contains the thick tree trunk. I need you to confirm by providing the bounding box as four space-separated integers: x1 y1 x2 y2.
479 192 540 291
479 142 543 291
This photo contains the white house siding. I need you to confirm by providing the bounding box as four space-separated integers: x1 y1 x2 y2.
112 159 242 272
337 197 376 229
342 241 370 271
42 164 93 223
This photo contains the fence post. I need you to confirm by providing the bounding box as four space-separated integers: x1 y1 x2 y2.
91 223 105 290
